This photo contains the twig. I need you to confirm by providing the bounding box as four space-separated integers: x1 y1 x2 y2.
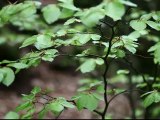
101 21 118 119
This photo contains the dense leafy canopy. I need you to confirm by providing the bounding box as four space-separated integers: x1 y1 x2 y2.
0 0 159 119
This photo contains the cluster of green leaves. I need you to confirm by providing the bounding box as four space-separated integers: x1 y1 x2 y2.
4 81 104 119
129 12 160 64
142 90 160 108
0 0 160 119
5 87 75 119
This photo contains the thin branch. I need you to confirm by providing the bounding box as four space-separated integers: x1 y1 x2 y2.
67 99 102 116
102 23 117 119
127 53 153 59
58 53 103 59
107 89 148 106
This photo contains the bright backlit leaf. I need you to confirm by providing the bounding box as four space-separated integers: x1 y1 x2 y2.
130 20 147 31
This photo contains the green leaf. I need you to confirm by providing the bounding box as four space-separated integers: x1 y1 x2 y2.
154 92 160 103
78 59 96 73
143 94 154 108
58 0 79 11
31 86 41 95
4 111 19 119
7 63 28 69
16 102 32 112
21 107 35 119
148 42 160 64
35 34 53 50
60 101 75 108
42 49 58 62
95 58 104 65
130 20 147 31
71 94 82 100
22 94 35 101
78 34 91 44
64 18 81 25
116 49 125 58
146 21 160 31
20 35 37 48
92 93 104 101
48 102 64 113
117 69 129 75
76 94 87 110
119 0 137 7
143 92 160 108
91 34 101 40
105 1 125 21
59 8 74 19
1 67 15 86
80 8 105 27
42 4 61 24
140 13 152 21
76 94 98 111
56 29 67 36
128 31 141 39
85 94 98 111
122 35 138 54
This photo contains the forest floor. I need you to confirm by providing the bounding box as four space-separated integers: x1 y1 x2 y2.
0 62 131 119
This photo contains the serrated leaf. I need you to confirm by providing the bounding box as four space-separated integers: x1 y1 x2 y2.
105 1 125 21
146 21 160 31
130 20 146 31
95 58 104 65
81 8 105 27
58 0 79 11
143 92 155 108
122 35 138 54
92 93 104 101
78 34 91 44
42 4 61 24
91 34 101 40
35 34 53 50
148 42 160 64
76 94 98 111
15 102 32 112
7 63 28 69
116 49 125 58
20 35 37 48
59 8 74 19
1 67 15 86
56 30 67 36
78 59 96 73
140 13 152 21
49 102 64 113
154 92 160 103
60 101 75 108
64 18 80 25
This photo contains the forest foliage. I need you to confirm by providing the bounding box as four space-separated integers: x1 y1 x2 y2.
0 0 160 119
